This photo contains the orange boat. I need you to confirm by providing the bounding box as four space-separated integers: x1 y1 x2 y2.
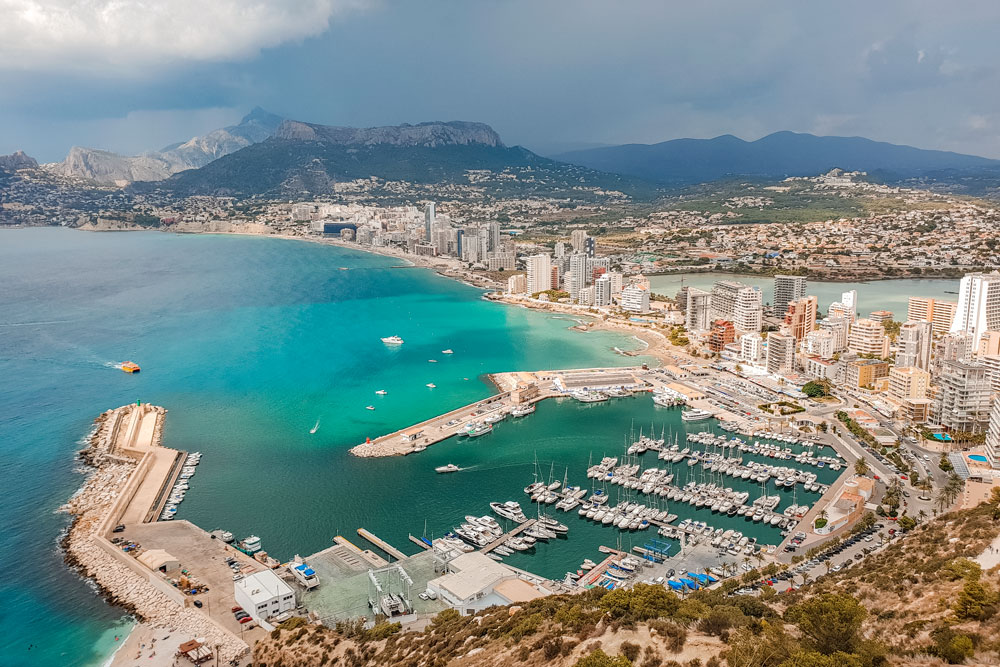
121 361 141 373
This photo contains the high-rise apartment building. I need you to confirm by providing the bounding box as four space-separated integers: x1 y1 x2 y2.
507 274 527 294
818 317 850 352
424 202 435 240
686 288 712 332
766 333 796 375
907 296 958 336
525 254 552 294
804 330 835 358
708 320 736 352
773 275 806 316
986 398 1000 467
848 318 890 357
621 285 650 313
741 333 763 365
888 366 930 400
784 296 818 341
869 310 893 323
487 222 501 252
933 361 992 434
952 272 1000 343
711 281 762 332
896 320 932 370
571 229 588 252
594 275 612 307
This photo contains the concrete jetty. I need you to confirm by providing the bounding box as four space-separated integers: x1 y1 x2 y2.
357 528 409 561
349 365 648 458
480 519 537 554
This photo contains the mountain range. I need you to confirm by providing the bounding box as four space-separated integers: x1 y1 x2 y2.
554 130 1000 184
46 107 283 184
137 119 650 200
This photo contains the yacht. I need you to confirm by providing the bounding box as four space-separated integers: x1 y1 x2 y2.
442 349 454 354
435 464 460 473
573 390 608 403
681 408 714 422
490 501 528 523
381 335 404 345
464 422 493 437
289 557 320 589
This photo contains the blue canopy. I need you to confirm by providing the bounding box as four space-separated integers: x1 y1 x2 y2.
667 580 684 590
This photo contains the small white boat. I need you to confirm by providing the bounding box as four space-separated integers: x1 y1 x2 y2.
442 349 454 354
381 335 404 345
366 405 375 410
435 464 460 473
375 390 387 395
428 359 437 363
426 383 436 388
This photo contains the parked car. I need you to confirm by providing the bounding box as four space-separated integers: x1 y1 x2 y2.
239 616 254 624
193 600 203 608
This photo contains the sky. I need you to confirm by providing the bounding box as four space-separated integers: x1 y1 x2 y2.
2 0 1000 162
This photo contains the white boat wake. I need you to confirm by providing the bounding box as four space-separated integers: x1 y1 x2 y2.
310 419 320 434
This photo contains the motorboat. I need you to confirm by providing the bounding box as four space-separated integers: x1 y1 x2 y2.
381 336 404 345
681 408 714 422
511 404 536 417
435 464 460 473
375 390 388 395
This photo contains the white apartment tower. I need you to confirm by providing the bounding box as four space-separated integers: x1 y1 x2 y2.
621 285 650 313
773 275 807 316
848 318 890 357
424 202 435 240
986 398 1000 468
686 288 713 332
896 320 932 370
525 254 552 294
740 333 764 365
766 333 796 376
710 281 762 332
594 275 612 307
951 272 1000 344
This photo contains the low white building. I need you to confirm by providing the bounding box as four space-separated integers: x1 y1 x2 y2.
426 552 548 615
234 569 296 624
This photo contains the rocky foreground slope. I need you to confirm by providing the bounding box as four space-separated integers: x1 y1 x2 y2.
251 500 1000 667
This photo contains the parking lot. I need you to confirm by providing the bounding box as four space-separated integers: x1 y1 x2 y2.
120 520 272 642
735 522 896 595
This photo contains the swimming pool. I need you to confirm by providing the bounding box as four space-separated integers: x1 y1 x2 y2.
932 433 953 441
969 454 988 462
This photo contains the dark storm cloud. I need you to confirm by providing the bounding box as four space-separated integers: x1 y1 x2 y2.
3 0 1000 161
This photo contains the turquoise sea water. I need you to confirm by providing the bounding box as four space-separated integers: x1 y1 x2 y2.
0 228 650 666
0 229 945 666
646 272 959 315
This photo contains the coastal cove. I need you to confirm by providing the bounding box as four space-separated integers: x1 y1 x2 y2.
0 227 650 667
0 227 962 666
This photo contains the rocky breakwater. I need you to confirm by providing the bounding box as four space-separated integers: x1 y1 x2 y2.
61 405 248 663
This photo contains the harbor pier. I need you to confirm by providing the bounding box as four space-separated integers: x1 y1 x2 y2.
480 519 537 554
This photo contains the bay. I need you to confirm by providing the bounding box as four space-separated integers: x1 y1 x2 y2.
0 228 645 666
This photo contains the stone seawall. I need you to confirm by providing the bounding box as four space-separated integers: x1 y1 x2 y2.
60 405 249 663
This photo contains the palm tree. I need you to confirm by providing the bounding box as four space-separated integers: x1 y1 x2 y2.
854 458 870 476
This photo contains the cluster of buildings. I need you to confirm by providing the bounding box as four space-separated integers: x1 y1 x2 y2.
504 231 653 314
682 272 1000 467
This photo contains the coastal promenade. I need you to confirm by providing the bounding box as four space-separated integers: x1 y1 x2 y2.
61 403 251 665
349 366 650 457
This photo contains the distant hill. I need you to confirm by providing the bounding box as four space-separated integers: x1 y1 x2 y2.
555 131 1000 184
0 150 38 171
47 107 283 184
141 120 656 200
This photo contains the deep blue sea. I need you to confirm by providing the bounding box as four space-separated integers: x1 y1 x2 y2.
0 228 651 666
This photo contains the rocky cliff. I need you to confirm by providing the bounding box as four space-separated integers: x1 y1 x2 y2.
47 107 283 184
0 150 39 170
274 119 504 147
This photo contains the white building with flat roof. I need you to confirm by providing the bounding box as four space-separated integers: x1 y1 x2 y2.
525 254 552 294
427 552 548 615
621 284 650 313
234 569 296 624
952 272 1000 343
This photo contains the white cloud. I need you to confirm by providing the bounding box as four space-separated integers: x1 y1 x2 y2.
0 0 368 71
